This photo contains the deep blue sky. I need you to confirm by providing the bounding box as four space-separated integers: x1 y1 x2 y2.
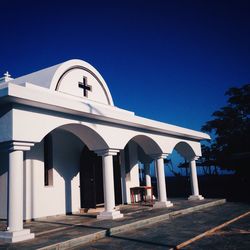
0 0 249 131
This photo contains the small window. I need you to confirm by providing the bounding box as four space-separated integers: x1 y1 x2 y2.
44 134 53 186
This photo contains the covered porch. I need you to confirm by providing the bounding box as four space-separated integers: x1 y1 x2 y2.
0 116 206 244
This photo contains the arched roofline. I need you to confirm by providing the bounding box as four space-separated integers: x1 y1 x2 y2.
12 59 114 106
50 59 114 105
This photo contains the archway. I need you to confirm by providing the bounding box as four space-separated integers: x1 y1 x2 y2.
166 141 196 198
120 135 162 204
24 123 110 219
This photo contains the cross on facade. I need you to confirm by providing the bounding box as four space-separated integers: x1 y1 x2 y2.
4 71 11 78
78 76 92 97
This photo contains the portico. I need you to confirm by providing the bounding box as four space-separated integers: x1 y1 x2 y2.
0 59 209 242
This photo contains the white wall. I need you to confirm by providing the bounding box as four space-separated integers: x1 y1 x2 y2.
0 109 13 143
11 107 202 157
24 129 83 220
121 141 140 204
129 142 140 188
0 152 8 219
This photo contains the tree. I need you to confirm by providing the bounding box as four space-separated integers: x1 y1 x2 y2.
201 84 250 177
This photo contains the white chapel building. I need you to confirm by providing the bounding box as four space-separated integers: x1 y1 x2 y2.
0 59 209 242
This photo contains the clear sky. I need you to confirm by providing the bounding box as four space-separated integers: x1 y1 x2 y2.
0 0 249 132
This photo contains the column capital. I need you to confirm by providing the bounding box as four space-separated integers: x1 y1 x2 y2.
190 156 200 161
150 153 169 160
0 141 34 152
95 148 120 157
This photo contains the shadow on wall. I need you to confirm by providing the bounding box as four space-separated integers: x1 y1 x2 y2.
52 129 84 214
25 141 44 220
0 152 8 219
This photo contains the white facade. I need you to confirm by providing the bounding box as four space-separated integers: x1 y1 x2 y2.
0 59 209 242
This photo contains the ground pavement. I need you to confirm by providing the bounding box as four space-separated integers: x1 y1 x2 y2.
72 202 250 250
0 199 249 249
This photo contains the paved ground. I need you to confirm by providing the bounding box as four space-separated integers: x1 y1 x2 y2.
186 213 250 249
72 202 250 250
0 199 207 235
0 199 221 249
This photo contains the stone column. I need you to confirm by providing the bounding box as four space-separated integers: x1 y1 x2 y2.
0 141 35 243
151 154 173 208
144 162 152 197
95 149 123 219
188 157 204 200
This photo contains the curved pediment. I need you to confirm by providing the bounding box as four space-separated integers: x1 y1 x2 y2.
12 59 114 106
51 60 113 105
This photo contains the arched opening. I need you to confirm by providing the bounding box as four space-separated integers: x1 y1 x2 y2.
23 123 110 219
120 135 162 204
166 142 196 198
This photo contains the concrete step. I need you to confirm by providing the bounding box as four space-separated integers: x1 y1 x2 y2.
37 199 226 250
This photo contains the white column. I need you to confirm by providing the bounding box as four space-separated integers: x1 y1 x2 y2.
152 154 173 208
188 157 204 200
144 163 152 197
8 150 24 232
0 142 35 243
96 149 123 220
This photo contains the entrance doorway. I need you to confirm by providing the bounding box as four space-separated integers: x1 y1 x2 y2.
80 146 103 208
80 147 123 209
113 153 123 205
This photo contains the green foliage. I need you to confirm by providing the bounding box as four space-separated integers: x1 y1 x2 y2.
201 84 250 176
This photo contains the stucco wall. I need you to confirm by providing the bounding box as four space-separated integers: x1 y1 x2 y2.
11 107 202 158
121 141 140 204
0 152 8 219
24 129 83 220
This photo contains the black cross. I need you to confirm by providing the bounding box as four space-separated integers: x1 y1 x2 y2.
78 77 92 97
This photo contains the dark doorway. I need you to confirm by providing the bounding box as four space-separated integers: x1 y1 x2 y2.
80 147 123 209
80 146 103 208
113 153 122 205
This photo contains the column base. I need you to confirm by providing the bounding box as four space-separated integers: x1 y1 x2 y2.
0 229 34 243
97 210 124 220
188 195 204 201
145 195 153 200
153 200 173 208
